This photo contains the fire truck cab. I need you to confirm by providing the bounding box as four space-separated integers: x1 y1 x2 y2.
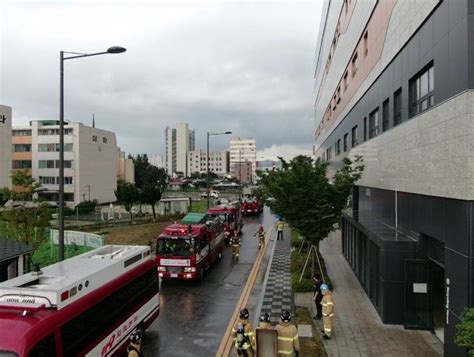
207 202 243 244
156 214 224 280
241 194 263 216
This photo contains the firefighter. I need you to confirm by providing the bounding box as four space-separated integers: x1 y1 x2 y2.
276 220 285 240
321 283 334 339
275 310 300 357
232 308 255 357
254 225 265 250
257 312 272 329
127 331 142 357
231 229 241 260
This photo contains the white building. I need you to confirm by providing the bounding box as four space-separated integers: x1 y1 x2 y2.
0 105 12 189
148 154 165 169
116 149 135 184
187 150 229 176
12 120 117 207
165 122 195 177
229 137 256 183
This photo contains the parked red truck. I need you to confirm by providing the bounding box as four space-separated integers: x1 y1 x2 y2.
156 214 224 280
207 202 243 244
241 194 263 216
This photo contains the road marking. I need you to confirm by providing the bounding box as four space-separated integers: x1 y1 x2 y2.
215 223 274 357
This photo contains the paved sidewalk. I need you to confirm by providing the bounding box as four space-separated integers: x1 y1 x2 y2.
296 231 444 357
259 226 294 323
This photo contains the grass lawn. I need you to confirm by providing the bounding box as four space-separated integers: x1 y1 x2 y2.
296 307 327 357
99 220 177 246
291 229 332 292
190 200 208 214
33 243 93 268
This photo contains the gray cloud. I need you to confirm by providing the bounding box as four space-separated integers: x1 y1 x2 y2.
1 1 322 158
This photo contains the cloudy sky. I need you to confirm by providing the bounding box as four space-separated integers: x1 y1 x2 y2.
0 0 323 160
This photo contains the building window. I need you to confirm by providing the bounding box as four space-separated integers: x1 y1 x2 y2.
363 31 368 57
326 147 332 161
38 176 73 185
343 133 348 152
335 139 341 156
38 160 72 169
351 125 358 147
12 144 31 152
332 95 337 110
92 135 97 142
343 72 348 91
410 63 434 117
38 143 73 152
336 86 341 103
351 53 358 77
12 130 32 137
103 137 108 144
382 99 389 132
12 160 32 169
369 108 379 139
363 117 367 141
38 128 73 135
394 88 402 126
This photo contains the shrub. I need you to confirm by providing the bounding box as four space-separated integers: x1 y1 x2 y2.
456 308 474 356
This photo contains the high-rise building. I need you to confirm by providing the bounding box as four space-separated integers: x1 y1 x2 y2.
229 137 256 183
116 149 135 184
148 154 165 169
12 120 117 207
165 123 195 176
187 150 229 176
313 1 473 354
0 105 12 189
231 161 252 184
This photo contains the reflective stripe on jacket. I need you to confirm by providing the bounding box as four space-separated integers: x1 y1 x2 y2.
322 292 335 317
275 322 299 356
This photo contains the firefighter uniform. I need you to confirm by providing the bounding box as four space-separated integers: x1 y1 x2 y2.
258 230 265 249
321 290 335 338
275 321 300 356
127 343 141 357
231 234 241 258
232 319 255 357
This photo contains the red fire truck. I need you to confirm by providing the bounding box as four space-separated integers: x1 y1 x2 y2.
156 215 225 279
0 245 159 357
241 194 263 216
207 202 243 244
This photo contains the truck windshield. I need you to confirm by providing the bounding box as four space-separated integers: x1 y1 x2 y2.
209 213 228 223
0 352 18 357
157 238 195 257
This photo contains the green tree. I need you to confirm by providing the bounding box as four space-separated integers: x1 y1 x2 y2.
0 187 11 206
140 183 162 220
114 182 139 222
456 308 474 356
258 155 364 276
11 170 40 201
132 154 150 190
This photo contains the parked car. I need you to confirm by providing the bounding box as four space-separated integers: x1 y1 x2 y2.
201 190 219 199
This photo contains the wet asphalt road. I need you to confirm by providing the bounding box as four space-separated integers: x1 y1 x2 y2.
141 208 273 357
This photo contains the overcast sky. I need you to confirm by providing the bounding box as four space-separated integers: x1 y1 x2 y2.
0 0 322 160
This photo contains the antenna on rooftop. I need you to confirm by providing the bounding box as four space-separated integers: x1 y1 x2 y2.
92 113 95 128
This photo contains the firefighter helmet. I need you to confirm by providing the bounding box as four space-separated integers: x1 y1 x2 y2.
259 312 271 323
320 283 329 292
280 310 291 322
130 331 142 344
239 308 250 320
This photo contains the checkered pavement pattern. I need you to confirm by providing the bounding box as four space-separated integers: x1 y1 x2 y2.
259 228 294 323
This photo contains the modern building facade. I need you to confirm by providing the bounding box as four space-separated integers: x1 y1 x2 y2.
187 150 229 176
231 161 253 184
12 120 118 207
116 149 135 184
148 154 166 169
313 1 474 355
0 105 12 189
165 123 195 177
229 137 257 182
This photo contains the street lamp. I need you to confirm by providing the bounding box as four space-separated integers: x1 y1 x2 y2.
207 131 232 209
58 46 126 261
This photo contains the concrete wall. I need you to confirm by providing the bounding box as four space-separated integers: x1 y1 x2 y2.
0 105 12 189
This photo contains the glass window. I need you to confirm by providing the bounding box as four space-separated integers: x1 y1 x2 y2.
410 63 434 117
363 117 367 141
394 88 402 126
369 108 379 139
12 160 32 169
29 334 56 357
363 31 368 56
382 99 389 132
352 53 358 77
351 125 358 147
335 139 341 156
343 72 348 90
12 130 31 137
12 144 31 152
326 147 332 161
343 133 348 152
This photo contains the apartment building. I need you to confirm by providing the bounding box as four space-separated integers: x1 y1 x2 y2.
12 120 117 207
229 137 256 183
165 122 195 177
0 105 12 189
187 150 229 176
230 161 252 184
313 1 474 355
116 148 135 184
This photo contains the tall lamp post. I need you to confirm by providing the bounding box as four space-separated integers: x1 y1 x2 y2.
59 46 126 261
207 131 232 209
